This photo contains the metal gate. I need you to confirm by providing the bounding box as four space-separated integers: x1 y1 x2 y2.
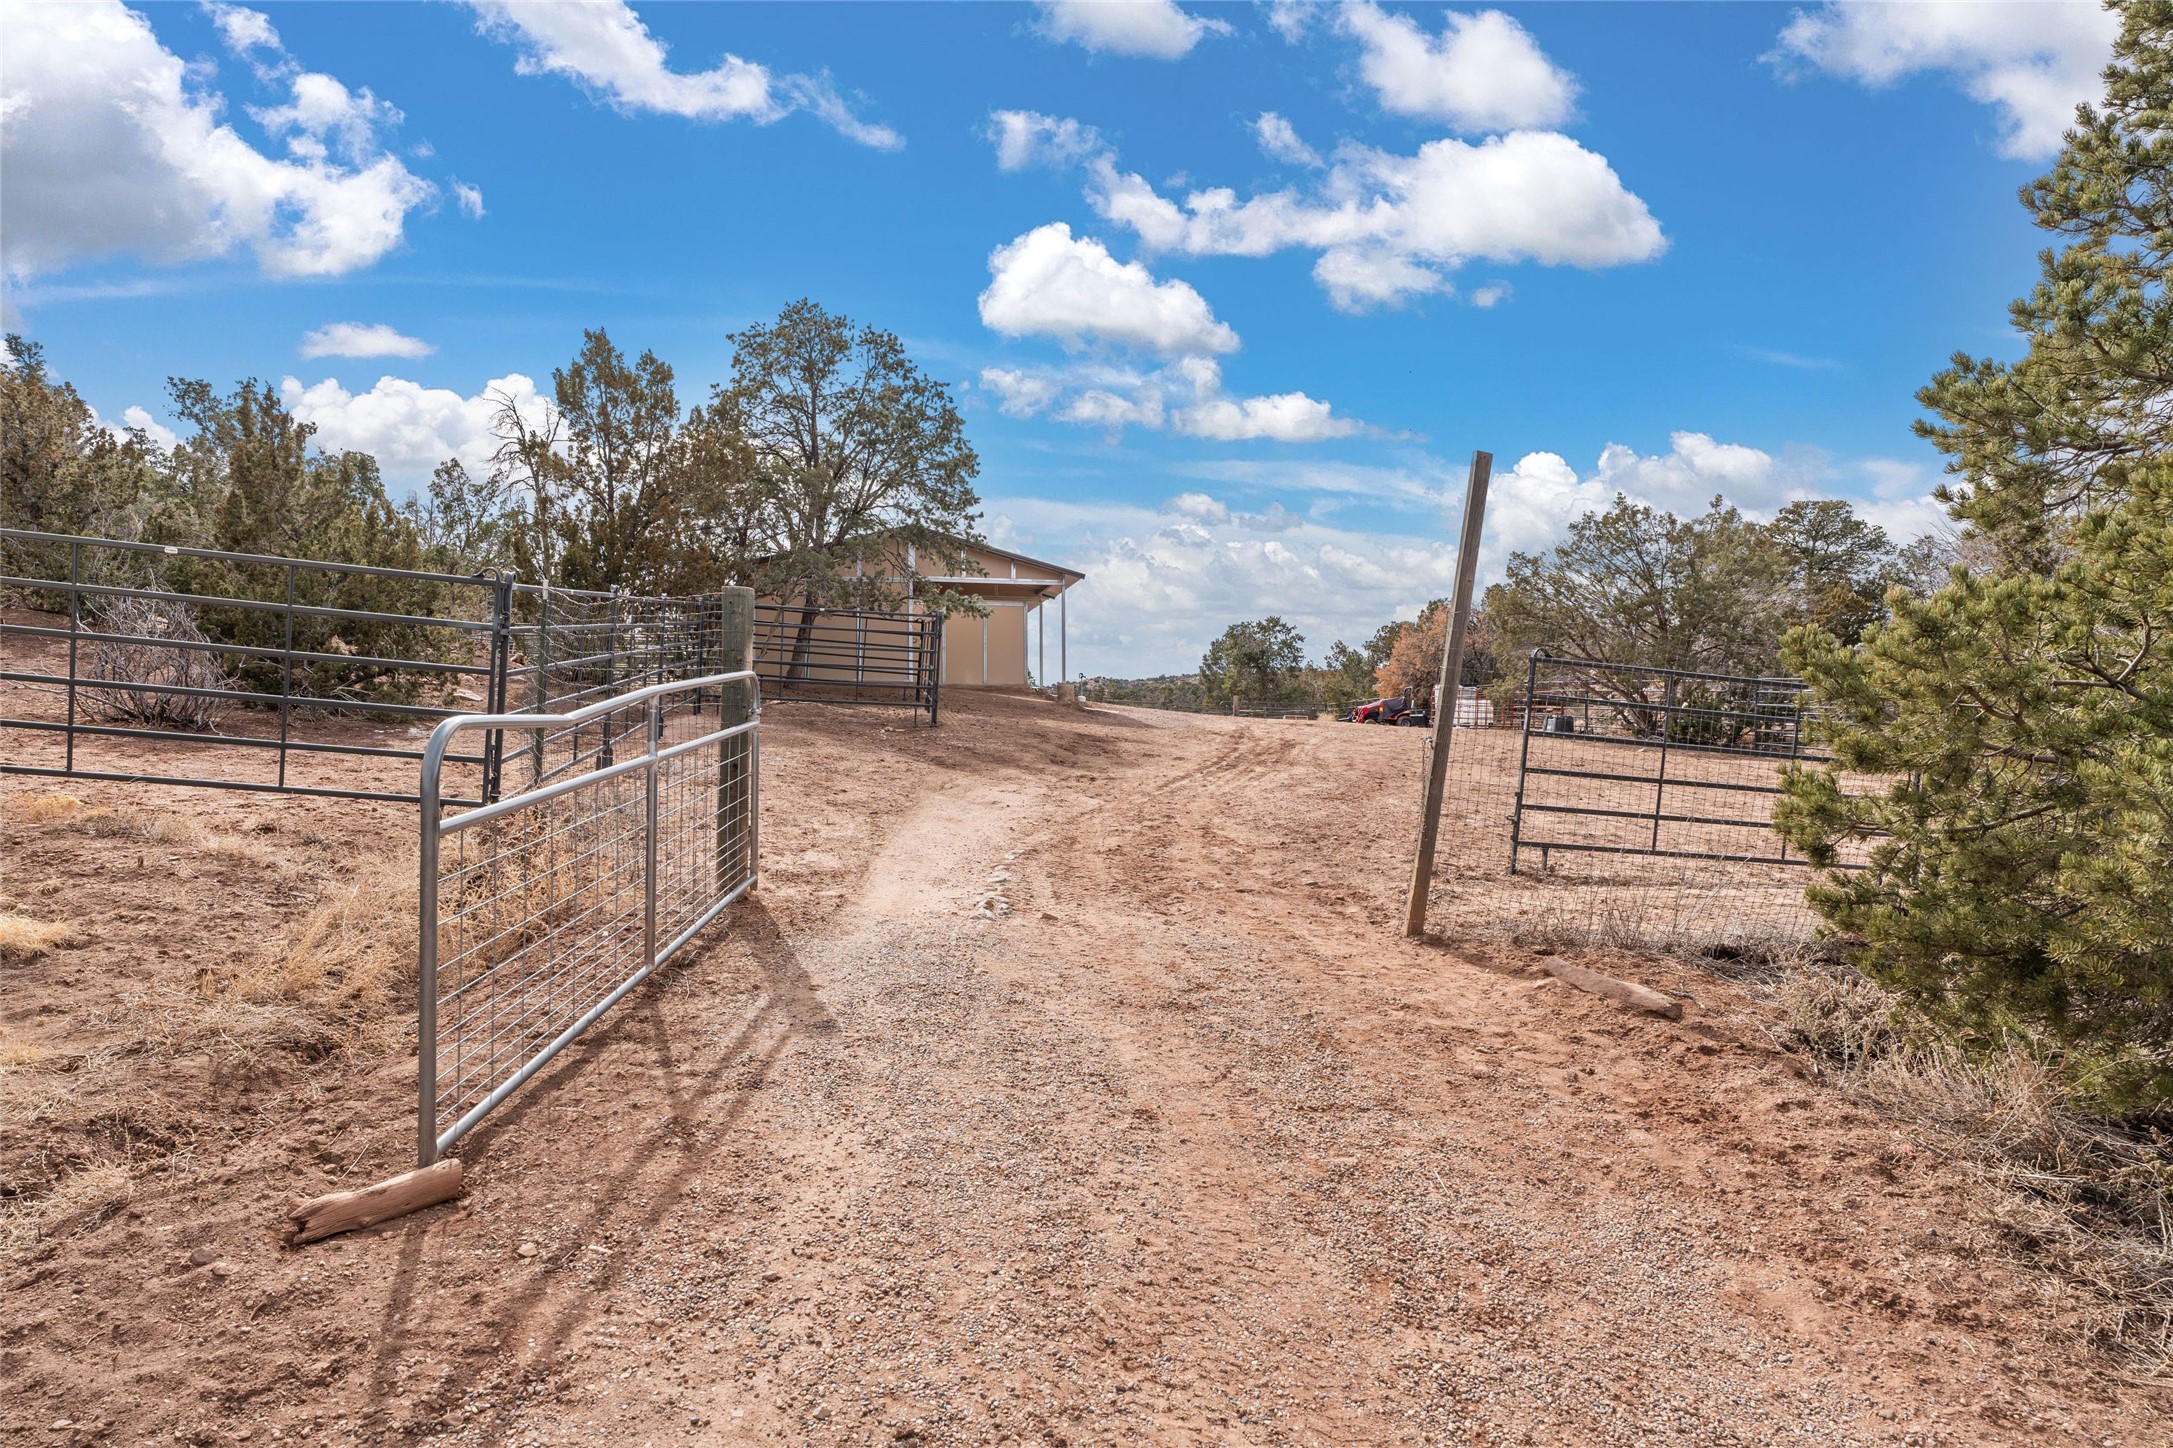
1 528 515 805
752 602 940 722
1506 651 1877 872
416 670 759 1164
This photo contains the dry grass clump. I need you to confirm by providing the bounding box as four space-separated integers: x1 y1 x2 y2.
58 806 203 846
113 854 421 1066
5 791 88 824
0 1029 55 1068
0 911 75 962
232 854 417 1017
1489 876 1821 969
1771 962 2173 1369
0 1161 134 1260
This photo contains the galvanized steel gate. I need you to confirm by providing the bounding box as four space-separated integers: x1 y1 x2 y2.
1506 651 1876 872
416 670 760 1164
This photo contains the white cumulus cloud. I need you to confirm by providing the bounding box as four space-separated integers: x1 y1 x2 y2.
280 371 552 490
979 222 1240 355
1 0 433 279
984 491 1464 676
1340 3 1578 131
977 355 1363 444
205 3 280 55
1770 0 2119 160
1034 0 1231 60
1489 431 1946 564
1252 112 1323 168
1085 129 1665 311
452 181 486 219
467 0 900 149
300 322 435 360
1176 392 1356 443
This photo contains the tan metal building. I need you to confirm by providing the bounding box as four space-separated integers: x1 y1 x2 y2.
766 534 1084 690
899 537 1085 689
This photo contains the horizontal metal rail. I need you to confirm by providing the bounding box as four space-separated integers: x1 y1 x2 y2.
2 529 514 804
1 527 504 588
752 603 939 722
1509 649 1887 874
417 669 760 1165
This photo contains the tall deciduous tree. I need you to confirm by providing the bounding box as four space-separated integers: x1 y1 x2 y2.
1484 494 1788 687
1374 601 1497 702
1778 0 2173 1116
712 300 983 658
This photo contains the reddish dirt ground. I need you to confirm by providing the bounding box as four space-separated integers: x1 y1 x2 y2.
2 692 2167 1446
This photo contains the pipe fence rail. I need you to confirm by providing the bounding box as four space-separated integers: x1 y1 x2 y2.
752 602 940 722
1507 650 1884 872
3 529 933 804
1 528 512 805
417 670 759 1165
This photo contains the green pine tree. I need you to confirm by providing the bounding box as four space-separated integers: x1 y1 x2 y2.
1777 0 2173 1117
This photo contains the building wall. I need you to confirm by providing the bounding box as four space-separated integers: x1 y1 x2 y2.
941 603 1032 689
764 537 1074 691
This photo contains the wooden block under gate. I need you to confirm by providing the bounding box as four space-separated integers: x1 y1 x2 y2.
286 1159 463 1246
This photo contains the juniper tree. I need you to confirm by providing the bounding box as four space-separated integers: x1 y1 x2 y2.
1777 0 2173 1116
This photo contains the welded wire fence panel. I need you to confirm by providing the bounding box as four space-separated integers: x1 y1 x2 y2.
418 671 758 1164
752 603 939 721
504 585 734 789
1 528 510 804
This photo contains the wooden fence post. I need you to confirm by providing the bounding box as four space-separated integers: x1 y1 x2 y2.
1403 451 1492 938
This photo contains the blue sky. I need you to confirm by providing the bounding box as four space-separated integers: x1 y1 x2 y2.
1 1 2120 675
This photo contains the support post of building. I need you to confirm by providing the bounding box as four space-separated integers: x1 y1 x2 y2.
1403 450 1492 938
1060 587 1068 687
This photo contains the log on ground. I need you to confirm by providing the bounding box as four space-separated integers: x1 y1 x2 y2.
1542 959 1684 1021
286 1159 463 1246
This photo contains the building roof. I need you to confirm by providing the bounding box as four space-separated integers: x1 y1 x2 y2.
951 535 1085 585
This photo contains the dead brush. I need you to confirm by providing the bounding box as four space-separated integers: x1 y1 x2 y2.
1769 961 2173 1370
97 854 420 1069
4 791 88 825
1490 877 1820 971
437 789 637 984
0 911 75 962
80 593 236 731
0 1160 135 1260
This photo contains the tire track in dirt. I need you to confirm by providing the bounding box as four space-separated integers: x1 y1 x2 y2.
6 696 2165 1447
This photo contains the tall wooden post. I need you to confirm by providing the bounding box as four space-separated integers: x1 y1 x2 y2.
1403 451 1492 938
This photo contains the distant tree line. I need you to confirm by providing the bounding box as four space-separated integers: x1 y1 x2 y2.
1094 492 1926 719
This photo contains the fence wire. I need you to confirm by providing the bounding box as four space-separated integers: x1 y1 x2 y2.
1415 651 1893 960
1 528 511 804
419 671 758 1164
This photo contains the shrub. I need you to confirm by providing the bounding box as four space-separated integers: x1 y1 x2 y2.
80 594 235 731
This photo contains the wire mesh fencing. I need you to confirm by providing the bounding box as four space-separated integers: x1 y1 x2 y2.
417 670 759 1165
1416 651 1892 960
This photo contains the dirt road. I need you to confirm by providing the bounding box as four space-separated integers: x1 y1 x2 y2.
3 695 2163 1445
